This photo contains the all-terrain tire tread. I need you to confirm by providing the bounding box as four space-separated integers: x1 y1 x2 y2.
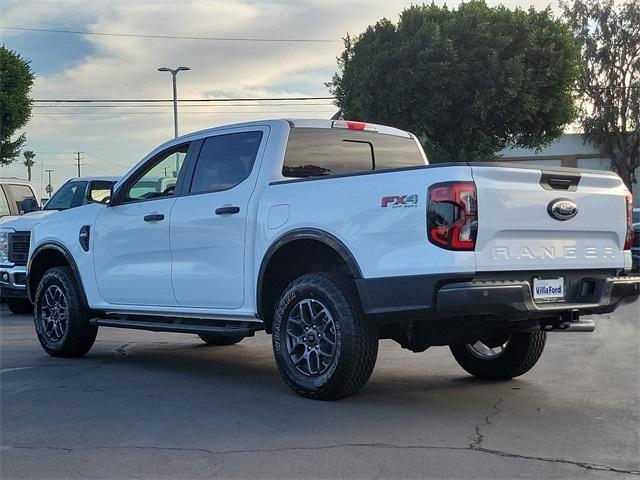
273 273 378 400
449 331 546 380
34 266 97 358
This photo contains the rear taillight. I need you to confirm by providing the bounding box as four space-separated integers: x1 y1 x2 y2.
428 182 478 251
624 192 633 250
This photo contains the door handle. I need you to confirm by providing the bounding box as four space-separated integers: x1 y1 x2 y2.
215 206 240 215
144 213 165 222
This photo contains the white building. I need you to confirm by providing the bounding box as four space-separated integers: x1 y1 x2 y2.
499 133 639 206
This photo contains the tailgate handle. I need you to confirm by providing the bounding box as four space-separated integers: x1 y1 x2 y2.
540 172 580 191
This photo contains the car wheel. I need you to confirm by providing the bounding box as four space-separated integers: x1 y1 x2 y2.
6 297 33 315
449 331 546 380
198 333 244 346
34 266 97 357
272 273 378 400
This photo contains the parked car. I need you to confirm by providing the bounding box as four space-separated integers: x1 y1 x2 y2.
633 208 640 271
0 178 39 218
26 119 639 400
0 177 118 314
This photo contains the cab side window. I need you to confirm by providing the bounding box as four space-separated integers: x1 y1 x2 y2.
6 184 37 213
123 144 189 202
190 131 263 194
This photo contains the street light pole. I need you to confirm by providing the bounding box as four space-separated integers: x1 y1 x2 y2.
157 66 190 138
171 72 178 138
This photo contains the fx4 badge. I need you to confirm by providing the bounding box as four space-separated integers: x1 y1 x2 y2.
381 195 419 208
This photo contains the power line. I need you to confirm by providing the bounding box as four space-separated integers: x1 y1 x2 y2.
30 110 337 115
32 102 335 108
0 26 341 43
33 96 334 103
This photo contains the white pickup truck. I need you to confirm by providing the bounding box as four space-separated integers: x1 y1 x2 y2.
26 119 639 400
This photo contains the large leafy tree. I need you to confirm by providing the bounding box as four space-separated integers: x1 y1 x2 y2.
562 0 639 189
328 1 582 162
0 46 35 165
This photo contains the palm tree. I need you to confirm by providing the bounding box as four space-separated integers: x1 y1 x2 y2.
23 150 35 181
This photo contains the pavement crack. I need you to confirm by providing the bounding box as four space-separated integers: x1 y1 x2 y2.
6 442 639 474
469 397 503 448
473 446 640 475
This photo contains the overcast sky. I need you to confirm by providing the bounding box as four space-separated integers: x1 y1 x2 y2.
1 0 556 197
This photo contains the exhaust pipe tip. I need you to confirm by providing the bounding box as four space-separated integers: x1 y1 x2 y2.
542 319 595 333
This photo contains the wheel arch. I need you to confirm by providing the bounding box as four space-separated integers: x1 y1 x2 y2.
28 242 89 309
256 228 363 332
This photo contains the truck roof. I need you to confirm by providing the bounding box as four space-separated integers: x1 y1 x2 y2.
66 176 120 183
0 177 34 186
164 118 413 147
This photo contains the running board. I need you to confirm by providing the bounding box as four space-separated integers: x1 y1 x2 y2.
90 318 260 337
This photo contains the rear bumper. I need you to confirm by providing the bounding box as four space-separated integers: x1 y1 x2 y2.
356 271 640 322
0 265 28 299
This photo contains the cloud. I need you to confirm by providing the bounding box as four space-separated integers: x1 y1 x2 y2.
1 0 557 195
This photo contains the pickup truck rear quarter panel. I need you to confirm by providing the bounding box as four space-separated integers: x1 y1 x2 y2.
255 164 477 282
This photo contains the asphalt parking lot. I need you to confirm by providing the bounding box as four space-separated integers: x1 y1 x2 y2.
1 303 638 479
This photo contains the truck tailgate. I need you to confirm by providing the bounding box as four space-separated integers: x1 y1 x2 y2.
471 165 629 271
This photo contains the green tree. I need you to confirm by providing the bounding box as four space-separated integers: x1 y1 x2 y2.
562 0 639 189
0 46 35 165
328 1 582 162
23 149 35 181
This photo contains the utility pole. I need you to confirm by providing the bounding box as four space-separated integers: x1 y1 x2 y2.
75 152 84 177
45 169 55 198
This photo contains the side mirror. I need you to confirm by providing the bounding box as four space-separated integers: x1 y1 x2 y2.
87 180 114 205
21 197 40 214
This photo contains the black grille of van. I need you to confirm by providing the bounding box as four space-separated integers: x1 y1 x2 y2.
8 232 30 265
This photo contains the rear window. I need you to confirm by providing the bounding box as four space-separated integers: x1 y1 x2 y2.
282 128 424 178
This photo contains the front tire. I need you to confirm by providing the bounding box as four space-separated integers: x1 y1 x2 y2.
198 333 244 346
272 273 378 400
449 331 546 380
34 266 97 357
7 297 33 315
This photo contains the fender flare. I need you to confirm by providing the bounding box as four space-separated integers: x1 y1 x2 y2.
28 242 89 309
256 228 363 318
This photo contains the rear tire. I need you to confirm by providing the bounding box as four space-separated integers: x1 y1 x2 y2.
272 273 378 400
449 331 546 380
7 297 33 315
34 267 97 357
198 333 244 346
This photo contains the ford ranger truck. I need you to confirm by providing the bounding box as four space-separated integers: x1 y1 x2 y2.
26 119 639 400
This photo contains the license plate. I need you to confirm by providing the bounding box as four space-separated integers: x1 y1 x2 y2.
533 277 565 302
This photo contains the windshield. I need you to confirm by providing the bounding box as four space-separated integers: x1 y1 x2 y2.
44 181 88 210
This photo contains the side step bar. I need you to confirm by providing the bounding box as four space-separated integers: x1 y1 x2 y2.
90 318 260 337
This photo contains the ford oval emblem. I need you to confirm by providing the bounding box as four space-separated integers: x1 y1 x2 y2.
548 198 578 221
